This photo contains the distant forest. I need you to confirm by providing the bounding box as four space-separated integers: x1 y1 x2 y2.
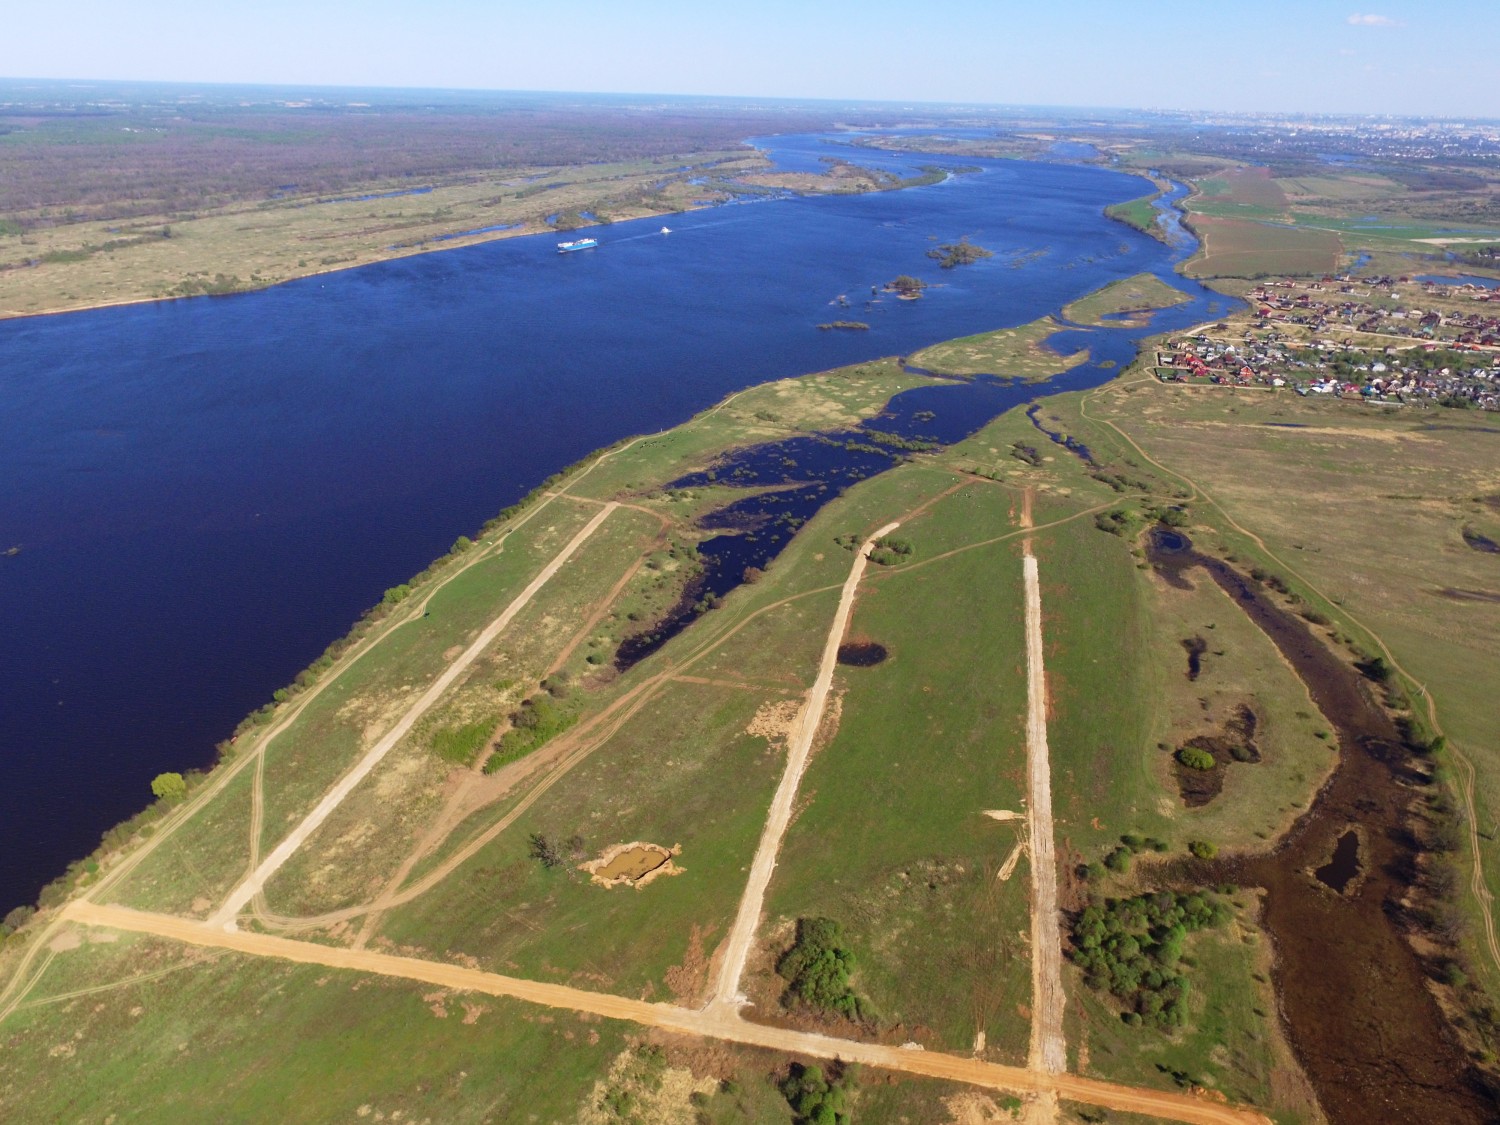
0 89 835 225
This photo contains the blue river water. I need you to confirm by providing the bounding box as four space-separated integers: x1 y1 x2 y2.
0 133 1230 910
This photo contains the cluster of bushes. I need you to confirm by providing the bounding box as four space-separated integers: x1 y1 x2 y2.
1011 441 1043 466
593 1044 667 1118
868 536 914 567
430 718 495 766
776 917 873 1023
1094 507 1141 537
926 238 994 269
1177 746 1216 771
1090 469 1134 493
779 1063 853 1125
884 274 927 296
1148 504 1190 527
864 429 938 454
1083 832 1169 880
1070 890 1232 1029
483 691 578 774
1247 566 1293 597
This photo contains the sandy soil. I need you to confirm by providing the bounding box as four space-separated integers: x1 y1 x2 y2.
1022 494 1067 1099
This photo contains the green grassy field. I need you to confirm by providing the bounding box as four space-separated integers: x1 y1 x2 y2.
756 468 1034 1059
1106 190 1167 241
909 317 1086 381
0 933 627 1123
1084 378 1500 993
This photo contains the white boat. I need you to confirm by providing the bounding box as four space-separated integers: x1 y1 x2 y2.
660 226 672 234
557 238 598 254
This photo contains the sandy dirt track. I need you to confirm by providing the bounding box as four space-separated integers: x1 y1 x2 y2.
708 521 900 1009
209 502 619 929
1023 549 1066 1077
61 902 1270 1125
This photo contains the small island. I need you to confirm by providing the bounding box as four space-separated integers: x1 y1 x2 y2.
884 274 928 299
817 320 870 331
927 237 994 269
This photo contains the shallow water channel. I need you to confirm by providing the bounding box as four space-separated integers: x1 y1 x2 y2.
1147 528 1494 1123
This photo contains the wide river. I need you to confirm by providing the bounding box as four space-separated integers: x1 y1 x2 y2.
0 133 1228 910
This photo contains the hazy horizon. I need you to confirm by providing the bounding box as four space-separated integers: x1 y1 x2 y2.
2 0 1495 120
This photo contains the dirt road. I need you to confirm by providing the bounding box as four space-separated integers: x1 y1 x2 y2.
1022 509 1067 1080
209 502 619 930
708 521 901 1009
60 902 1269 1125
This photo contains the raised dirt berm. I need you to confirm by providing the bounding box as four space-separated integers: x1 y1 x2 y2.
581 842 683 889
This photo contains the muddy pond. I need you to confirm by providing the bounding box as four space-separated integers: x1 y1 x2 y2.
1148 527 1495 1122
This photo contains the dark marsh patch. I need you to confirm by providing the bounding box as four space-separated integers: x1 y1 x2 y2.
1435 587 1500 604
1171 704 1261 807
1314 829 1361 894
836 641 888 667
1156 531 1495 1123
1461 525 1500 554
1181 635 1208 681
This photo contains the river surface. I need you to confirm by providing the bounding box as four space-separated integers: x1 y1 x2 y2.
0 132 1226 911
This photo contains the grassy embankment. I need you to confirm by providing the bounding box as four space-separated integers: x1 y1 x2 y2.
1061 273 1192 327
907 317 1088 381
1106 187 1169 243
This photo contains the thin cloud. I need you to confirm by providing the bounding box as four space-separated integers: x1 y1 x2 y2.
1347 13 1400 26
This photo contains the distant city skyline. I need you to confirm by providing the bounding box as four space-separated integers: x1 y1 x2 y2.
3 0 1496 119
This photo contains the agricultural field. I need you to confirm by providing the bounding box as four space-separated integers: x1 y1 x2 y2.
1179 215 1343 279
1175 157 1500 279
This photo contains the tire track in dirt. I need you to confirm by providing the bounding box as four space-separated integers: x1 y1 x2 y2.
1021 492 1066 1124
209 502 620 930
708 520 900 1010
60 902 1271 1125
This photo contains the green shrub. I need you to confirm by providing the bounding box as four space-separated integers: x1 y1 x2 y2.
430 718 495 766
779 1063 851 1125
150 772 187 803
776 917 872 1023
1188 840 1218 860
1070 890 1232 1030
482 695 578 773
1 905 36 936
1177 746 1216 771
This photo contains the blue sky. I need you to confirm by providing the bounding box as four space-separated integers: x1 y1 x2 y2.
4 0 1495 117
